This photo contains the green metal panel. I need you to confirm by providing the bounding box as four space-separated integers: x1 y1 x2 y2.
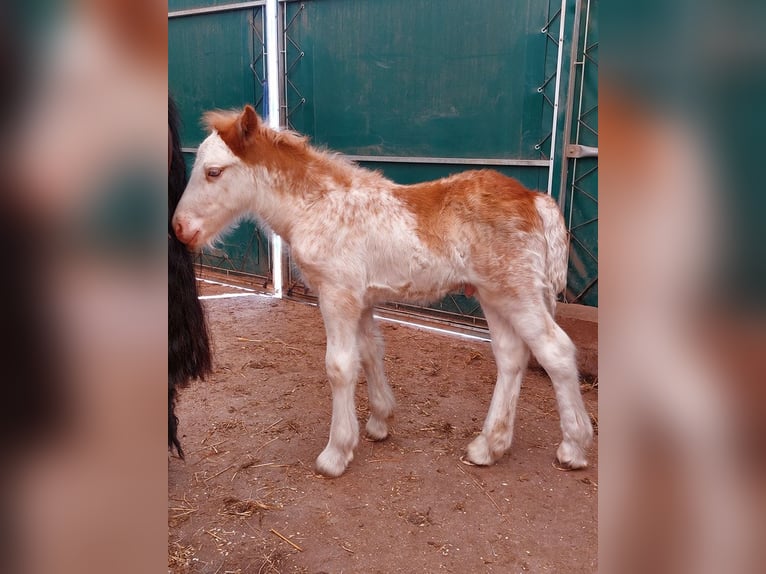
195 220 272 280
169 5 272 280
285 0 550 160
169 9 262 145
358 162 546 190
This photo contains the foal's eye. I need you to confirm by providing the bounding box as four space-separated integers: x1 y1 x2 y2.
206 167 223 179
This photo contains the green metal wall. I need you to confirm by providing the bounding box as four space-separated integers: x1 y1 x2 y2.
285 1 549 162
169 0 598 311
169 2 272 280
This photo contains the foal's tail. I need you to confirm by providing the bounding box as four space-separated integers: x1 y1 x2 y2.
535 193 569 311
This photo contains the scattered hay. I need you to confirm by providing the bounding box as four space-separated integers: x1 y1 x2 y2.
465 351 484 365
168 541 194 573
220 496 275 519
580 375 599 392
402 507 433 527
580 476 599 488
419 421 454 437
420 359 442 376
212 419 246 432
256 547 290 574
169 497 198 527
269 528 304 552
236 336 305 354
241 358 277 370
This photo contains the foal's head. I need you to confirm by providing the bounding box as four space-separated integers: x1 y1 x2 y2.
171 106 263 250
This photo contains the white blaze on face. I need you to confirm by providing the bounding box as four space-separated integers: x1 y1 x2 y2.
172 132 243 249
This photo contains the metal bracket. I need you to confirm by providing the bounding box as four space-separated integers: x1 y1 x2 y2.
566 144 598 158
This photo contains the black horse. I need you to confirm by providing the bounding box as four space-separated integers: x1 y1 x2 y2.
168 94 212 457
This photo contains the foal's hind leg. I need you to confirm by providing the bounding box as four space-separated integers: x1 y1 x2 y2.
358 307 395 440
510 299 593 468
466 302 529 465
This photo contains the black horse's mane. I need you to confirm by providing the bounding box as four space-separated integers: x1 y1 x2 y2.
169 95 187 220
168 93 212 458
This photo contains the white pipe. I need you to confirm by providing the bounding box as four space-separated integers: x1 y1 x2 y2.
198 278 257 292
374 314 491 343
199 293 267 301
265 0 284 297
168 1 267 19
271 235 283 298
546 0 569 196
265 0 280 129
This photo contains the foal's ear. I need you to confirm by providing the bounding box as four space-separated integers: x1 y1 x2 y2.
238 105 260 139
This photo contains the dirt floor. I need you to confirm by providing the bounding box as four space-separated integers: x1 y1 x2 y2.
169 280 598 573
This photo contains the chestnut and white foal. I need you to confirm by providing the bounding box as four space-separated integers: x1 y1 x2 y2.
173 105 593 477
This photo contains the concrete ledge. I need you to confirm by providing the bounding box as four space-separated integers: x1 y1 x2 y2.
555 303 598 378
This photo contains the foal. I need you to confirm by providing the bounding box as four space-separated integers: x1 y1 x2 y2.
173 105 592 477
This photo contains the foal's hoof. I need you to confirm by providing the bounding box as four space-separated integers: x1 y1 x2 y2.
365 416 389 441
464 435 496 466
315 448 352 478
555 440 588 470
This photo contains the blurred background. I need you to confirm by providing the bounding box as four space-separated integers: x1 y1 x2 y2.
601 0 765 572
0 1 166 573
0 0 763 572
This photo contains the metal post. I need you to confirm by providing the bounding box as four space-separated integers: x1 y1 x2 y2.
546 0 570 196
266 0 284 297
567 0 592 232
558 0 583 211
279 2 288 128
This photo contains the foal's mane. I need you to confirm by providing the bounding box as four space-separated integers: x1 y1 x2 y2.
201 109 238 133
202 108 309 152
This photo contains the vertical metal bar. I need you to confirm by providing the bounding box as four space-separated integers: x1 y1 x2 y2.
251 8 259 116
278 1 288 128
546 0 569 196
259 7 268 115
265 0 280 129
567 0 592 233
573 0 593 151
266 0 284 297
558 0 583 211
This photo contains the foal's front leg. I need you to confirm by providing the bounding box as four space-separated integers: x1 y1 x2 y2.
315 291 363 477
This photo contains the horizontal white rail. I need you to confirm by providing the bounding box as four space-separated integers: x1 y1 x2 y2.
169 1 266 19
181 147 548 167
